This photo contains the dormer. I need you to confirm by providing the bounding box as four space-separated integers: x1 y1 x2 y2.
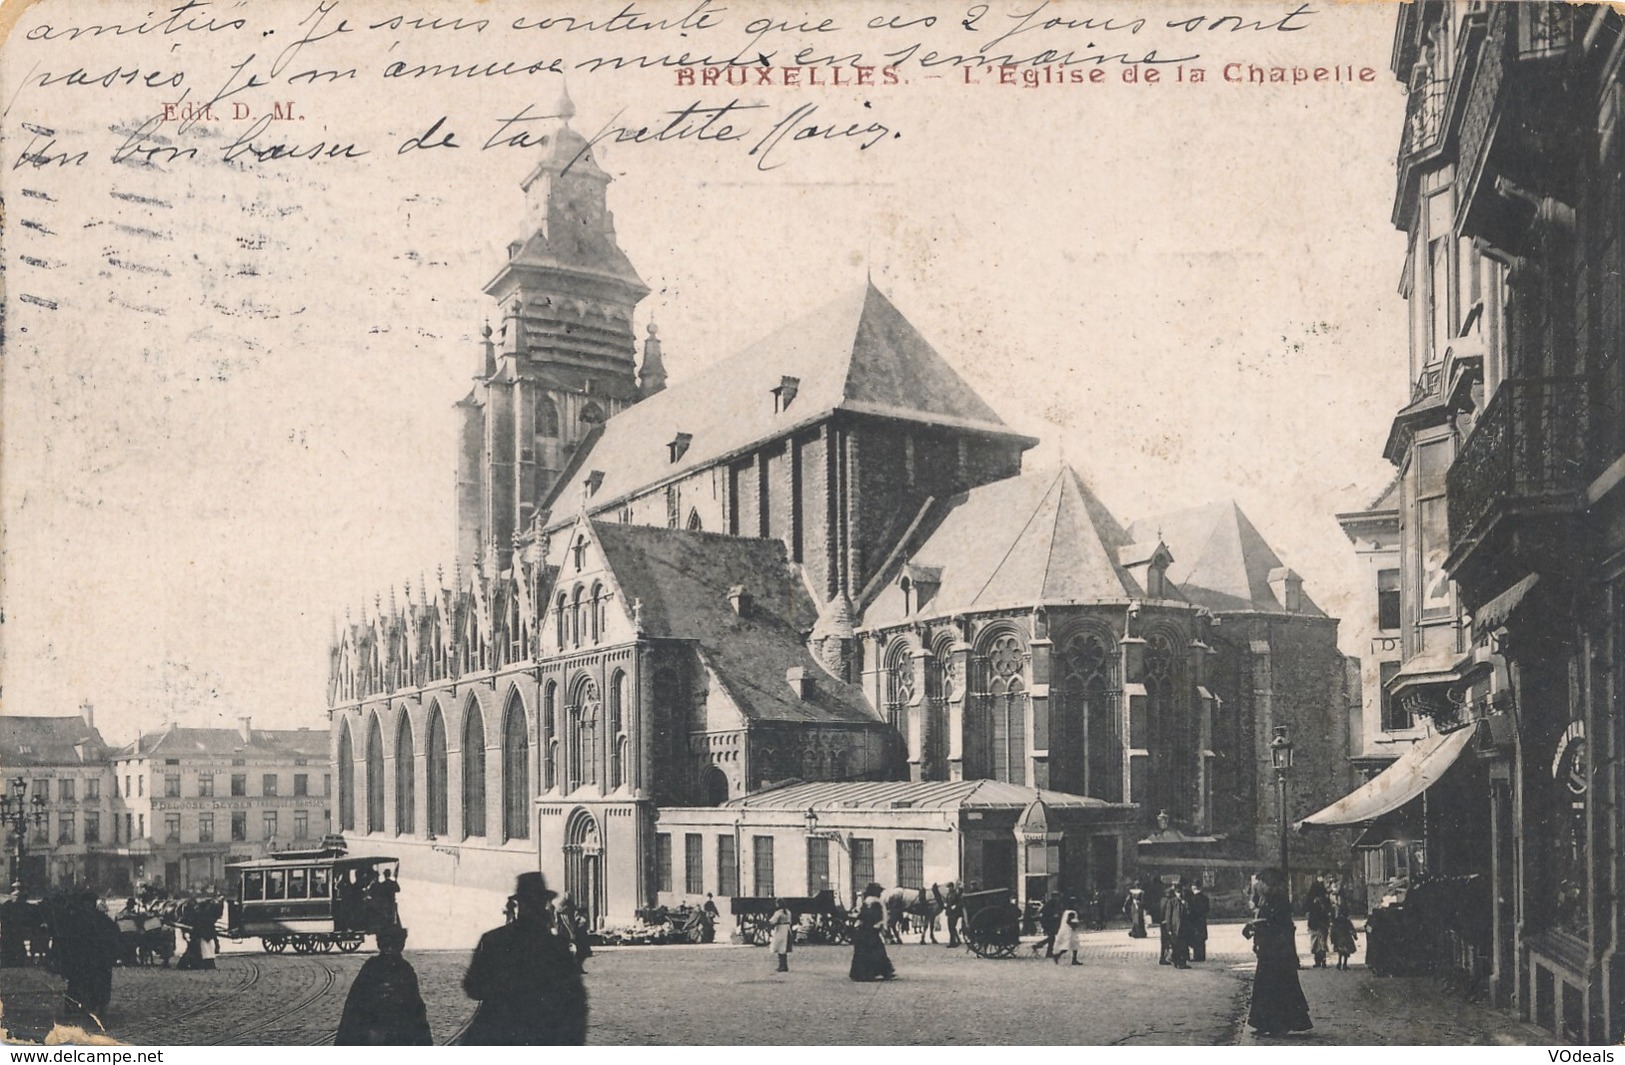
1268 567 1303 613
899 563 942 616
728 584 753 618
668 432 693 464
772 376 800 413
584 470 605 498
1118 540 1175 599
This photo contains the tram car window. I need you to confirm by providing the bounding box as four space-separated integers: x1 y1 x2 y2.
290 868 308 898
266 869 286 900
310 868 330 898
244 870 264 902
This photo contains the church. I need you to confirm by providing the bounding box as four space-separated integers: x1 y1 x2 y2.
325 92 1355 938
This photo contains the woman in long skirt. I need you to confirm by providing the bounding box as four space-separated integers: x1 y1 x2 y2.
849 883 895 982
1245 870 1313 1037
1052 897 1082 966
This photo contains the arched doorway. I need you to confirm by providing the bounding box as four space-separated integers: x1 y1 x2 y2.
563 809 603 927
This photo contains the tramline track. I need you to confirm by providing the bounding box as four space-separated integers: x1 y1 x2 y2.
209 958 339 1046
116 957 264 1043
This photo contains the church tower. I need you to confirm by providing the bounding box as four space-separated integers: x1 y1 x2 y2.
455 85 653 576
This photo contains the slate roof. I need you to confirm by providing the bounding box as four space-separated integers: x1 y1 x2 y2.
116 726 330 761
725 778 1130 812
0 717 110 767
1124 502 1325 616
543 282 1035 517
589 522 880 726
861 465 1142 627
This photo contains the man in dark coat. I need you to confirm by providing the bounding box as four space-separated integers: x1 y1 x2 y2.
1038 892 1062 958
942 882 963 948
336 926 433 1045
0 885 31 968
1185 882 1211 962
1158 884 1189 969
460 873 587 1045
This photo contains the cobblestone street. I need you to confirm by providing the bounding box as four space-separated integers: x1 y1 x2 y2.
3 923 1553 1046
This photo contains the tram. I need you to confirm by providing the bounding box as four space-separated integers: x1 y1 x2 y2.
224 843 400 954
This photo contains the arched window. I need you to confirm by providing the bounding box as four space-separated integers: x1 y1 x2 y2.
502 696 530 841
536 396 560 438
609 671 626 789
542 682 558 792
570 678 601 792
462 700 486 839
1055 630 1118 799
923 636 954 780
555 594 567 650
1145 630 1188 823
365 713 385 833
395 712 416 836
338 721 355 831
589 582 603 644
884 642 914 743
686 509 703 532
571 586 585 648
426 705 448 837
984 633 1027 785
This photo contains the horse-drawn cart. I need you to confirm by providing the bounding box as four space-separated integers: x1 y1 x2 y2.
729 890 849 946
961 888 1023 958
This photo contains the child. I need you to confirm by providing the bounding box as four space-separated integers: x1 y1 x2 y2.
1330 899 1359 971
769 900 794 973
1053 897 1082 966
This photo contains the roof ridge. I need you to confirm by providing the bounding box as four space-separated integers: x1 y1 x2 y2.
966 468 1062 608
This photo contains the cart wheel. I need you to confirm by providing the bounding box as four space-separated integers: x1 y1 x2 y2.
966 910 1010 959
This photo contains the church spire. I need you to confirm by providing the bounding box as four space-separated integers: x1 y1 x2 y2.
638 322 668 397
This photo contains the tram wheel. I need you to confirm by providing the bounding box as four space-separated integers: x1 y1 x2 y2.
337 936 362 953
262 937 285 954
318 937 336 953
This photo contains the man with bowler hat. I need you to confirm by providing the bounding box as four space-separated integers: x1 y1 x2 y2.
460 872 587 1045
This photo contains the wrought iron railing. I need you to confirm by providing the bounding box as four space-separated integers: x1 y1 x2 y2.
1516 2 1574 61
1446 376 1589 554
1400 75 1449 164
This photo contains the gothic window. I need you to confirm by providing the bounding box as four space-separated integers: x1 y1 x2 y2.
579 401 605 428
571 678 601 792
984 633 1027 785
427 705 448 837
884 642 914 738
501 696 530 841
395 712 415 836
687 509 703 532
1056 630 1118 800
365 714 385 833
922 638 953 780
609 671 627 789
338 721 355 831
543 682 558 791
1144 630 1188 823
536 396 560 438
462 699 486 839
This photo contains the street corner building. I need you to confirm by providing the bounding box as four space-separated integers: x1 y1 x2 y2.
0 708 332 895
1301 2 1625 1045
321 91 1360 944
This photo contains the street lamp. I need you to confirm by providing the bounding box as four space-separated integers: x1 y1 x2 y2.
0 776 49 892
1269 726 1294 903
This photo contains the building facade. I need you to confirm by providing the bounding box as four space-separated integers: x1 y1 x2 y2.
106 720 332 894
0 706 114 891
1372 2 1623 1043
327 90 1358 940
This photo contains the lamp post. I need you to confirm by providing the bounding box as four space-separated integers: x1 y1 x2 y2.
0 776 48 892
1269 726 1294 903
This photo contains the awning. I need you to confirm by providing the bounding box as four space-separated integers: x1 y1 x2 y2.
1471 573 1539 639
1297 727 1475 829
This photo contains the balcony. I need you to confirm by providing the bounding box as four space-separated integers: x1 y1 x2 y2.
1445 376 1588 579
1454 3 1577 249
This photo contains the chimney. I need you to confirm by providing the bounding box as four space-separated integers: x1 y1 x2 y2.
79 701 94 730
727 584 753 618
1268 567 1303 614
238 716 253 743
786 667 812 700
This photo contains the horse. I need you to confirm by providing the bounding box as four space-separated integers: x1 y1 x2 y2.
880 887 943 944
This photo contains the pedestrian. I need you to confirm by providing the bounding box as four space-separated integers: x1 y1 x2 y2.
1305 880 1333 969
1 884 32 968
1088 889 1107 931
1124 884 1147 938
370 868 402 928
459 873 588 1045
61 891 119 1021
1052 896 1082 966
1330 897 1359 971
943 882 964 948
1185 881 1210 962
1039 891 1062 958
849 882 895 982
699 894 719 944
336 926 433 1045
769 899 794 973
1247 872 1267 917
557 893 593 961
1159 884 1189 969
1244 868 1313 1038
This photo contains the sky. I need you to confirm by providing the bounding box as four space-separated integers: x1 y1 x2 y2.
1 0 1408 740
